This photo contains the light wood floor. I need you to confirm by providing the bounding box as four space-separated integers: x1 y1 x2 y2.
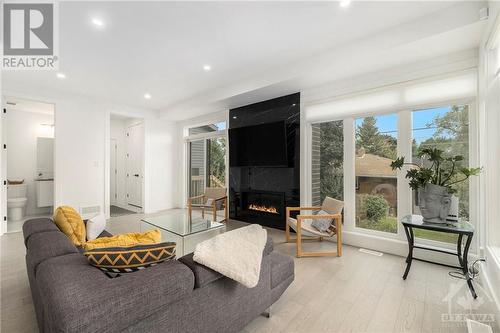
1 209 499 333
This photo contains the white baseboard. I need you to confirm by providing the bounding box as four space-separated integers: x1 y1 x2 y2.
110 202 142 213
334 229 477 267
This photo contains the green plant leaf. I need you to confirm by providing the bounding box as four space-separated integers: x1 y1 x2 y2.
390 157 405 170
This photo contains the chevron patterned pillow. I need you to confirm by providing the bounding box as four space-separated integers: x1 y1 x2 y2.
83 242 176 274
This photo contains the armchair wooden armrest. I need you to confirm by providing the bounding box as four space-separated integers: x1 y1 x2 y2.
296 213 342 220
187 194 205 205
211 196 229 222
286 206 321 212
213 196 228 203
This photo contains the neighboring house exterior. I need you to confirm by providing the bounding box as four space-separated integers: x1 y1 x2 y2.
355 151 398 214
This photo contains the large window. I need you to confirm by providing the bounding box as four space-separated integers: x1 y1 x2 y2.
311 121 344 206
411 105 469 243
355 114 398 234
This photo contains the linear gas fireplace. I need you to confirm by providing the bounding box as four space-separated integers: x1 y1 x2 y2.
248 204 278 214
232 190 286 227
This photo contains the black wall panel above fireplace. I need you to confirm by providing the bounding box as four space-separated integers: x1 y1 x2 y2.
228 93 300 230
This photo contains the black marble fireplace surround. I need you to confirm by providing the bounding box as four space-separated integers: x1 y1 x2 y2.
229 93 300 230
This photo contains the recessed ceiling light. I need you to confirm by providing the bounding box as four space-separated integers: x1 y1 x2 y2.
232 116 237 119
339 0 351 8
56 73 66 79
91 18 104 27
144 93 152 100
203 65 211 71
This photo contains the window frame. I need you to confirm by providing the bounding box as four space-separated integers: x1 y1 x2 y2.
306 98 478 251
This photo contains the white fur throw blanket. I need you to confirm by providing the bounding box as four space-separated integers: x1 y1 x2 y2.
193 224 267 288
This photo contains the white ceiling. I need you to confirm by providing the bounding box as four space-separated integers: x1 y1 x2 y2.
2 1 486 121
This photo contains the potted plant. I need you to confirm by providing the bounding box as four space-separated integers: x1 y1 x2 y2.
391 148 480 223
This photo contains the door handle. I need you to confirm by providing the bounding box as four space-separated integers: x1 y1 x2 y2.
134 174 140 177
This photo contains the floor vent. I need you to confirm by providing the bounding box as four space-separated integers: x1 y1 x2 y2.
359 248 383 256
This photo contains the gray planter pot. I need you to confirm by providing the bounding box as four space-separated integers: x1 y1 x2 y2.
418 184 452 224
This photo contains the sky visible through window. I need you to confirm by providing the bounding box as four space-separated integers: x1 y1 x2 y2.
355 107 452 143
214 121 226 131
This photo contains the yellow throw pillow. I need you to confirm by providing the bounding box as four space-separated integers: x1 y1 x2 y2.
53 206 86 246
83 229 161 251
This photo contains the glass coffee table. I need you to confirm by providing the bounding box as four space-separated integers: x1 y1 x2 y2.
141 214 226 257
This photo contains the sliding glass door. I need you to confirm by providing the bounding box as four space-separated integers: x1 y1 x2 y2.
187 122 227 198
189 139 206 197
207 137 226 188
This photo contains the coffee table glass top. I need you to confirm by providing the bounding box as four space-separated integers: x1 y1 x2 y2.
401 214 474 234
141 214 224 237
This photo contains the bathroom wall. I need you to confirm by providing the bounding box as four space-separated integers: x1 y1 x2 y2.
6 109 54 216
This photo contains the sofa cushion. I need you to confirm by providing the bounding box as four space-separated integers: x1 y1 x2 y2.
270 252 294 289
83 229 161 251
84 242 176 273
53 206 86 246
178 236 274 289
76 230 114 253
26 231 78 276
263 236 274 256
178 253 223 288
36 254 195 332
23 218 59 246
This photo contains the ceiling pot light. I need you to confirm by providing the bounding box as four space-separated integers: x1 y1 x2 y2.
203 65 211 71
56 73 66 79
144 93 152 99
91 18 104 27
339 0 351 8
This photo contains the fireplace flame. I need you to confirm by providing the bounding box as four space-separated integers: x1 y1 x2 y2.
248 204 278 214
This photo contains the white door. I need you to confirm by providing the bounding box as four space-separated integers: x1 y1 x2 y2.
110 139 117 205
126 123 143 208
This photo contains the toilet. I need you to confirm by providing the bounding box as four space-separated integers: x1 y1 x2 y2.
7 184 28 221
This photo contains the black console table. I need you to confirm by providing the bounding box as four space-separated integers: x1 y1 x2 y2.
401 215 476 298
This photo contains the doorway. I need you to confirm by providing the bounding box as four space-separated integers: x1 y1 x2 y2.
1 97 55 233
109 114 144 217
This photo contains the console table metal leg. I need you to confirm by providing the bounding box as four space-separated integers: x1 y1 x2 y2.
457 234 463 267
403 225 414 280
462 234 477 299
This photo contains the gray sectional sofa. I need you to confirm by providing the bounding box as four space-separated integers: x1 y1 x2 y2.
22 218 294 333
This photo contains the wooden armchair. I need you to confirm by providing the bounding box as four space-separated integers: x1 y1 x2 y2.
187 187 228 222
285 197 344 258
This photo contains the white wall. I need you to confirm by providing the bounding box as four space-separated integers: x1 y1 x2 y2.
6 109 53 216
0 89 178 229
143 119 178 213
478 0 500 318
